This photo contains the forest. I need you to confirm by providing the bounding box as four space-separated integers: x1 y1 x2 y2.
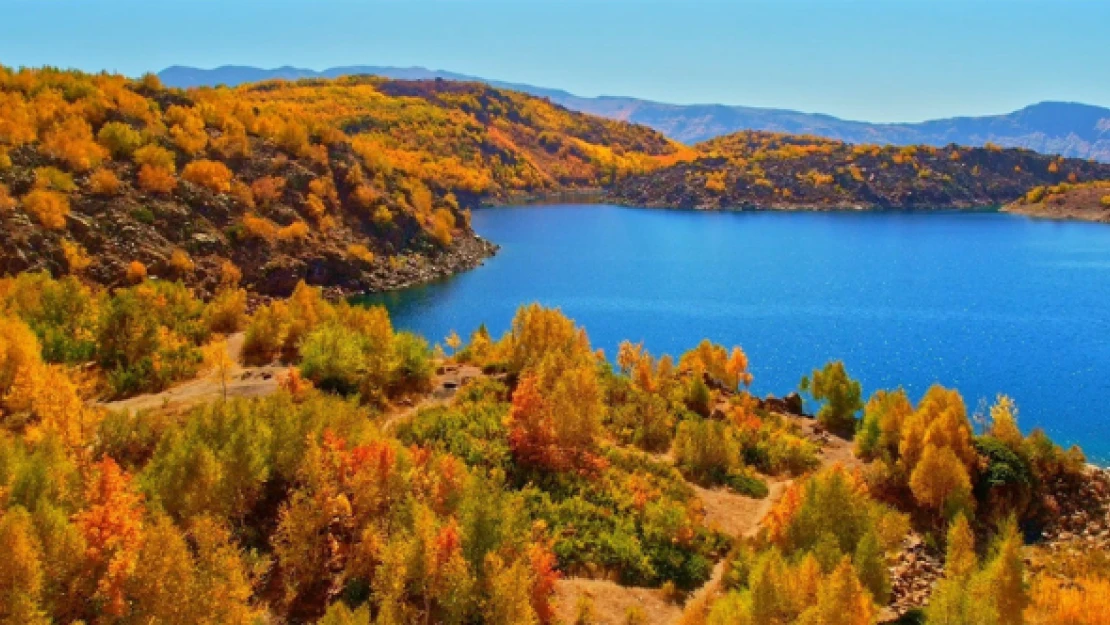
0 270 1107 624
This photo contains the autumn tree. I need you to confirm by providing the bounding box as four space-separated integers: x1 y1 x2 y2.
801 360 863 435
88 168 122 195
21 189 69 230
97 121 144 158
909 444 974 519
73 458 145 620
202 337 235 400
0 507 49 625
182 159 234 193
856 388 913 460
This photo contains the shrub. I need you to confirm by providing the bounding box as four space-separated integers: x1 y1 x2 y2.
60 239 92 274
88 168 122 195
0 183 16 212
97 121 144 158
34 166 77 192
42 116 107 171
181 160 233 193
241 214 279 242
133 144 176 172
241 301 291 365
347 244 375 265
250 176 285 206
277 220 310 242
673 418 766 495
21 189 70 230
0 272 102 363
229 180 255 208
137 165 176 194
125 260 147 283
168 249 194 275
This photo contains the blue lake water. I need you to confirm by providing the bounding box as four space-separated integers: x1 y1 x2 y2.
363 204 1110 464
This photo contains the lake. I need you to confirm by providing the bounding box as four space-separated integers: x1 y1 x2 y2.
362 204 1110 464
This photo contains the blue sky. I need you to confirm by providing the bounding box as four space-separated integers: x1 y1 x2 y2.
2 0 1109 122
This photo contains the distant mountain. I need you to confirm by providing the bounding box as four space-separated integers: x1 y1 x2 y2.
159 65 1110 162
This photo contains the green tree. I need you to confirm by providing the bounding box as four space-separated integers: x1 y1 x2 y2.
801 361 863 435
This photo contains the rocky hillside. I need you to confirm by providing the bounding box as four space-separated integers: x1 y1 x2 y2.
609 131 1110 210
0 67 688 297
1003 180 1110 222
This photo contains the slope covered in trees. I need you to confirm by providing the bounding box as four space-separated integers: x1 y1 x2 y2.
0 271 1107 624
160 66 1110 163
610 131 1110 210
1004 179 1110 222
0 66 689 297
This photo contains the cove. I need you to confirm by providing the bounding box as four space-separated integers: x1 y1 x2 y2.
361 204 1110 464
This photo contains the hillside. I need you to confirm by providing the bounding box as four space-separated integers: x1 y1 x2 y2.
1 273 1106 624
0 67 687 297
1004 179 1110 222
160 65 1110 161
609 131 1110 210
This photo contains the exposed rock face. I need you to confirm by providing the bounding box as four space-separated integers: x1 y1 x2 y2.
886 533 943 619
761 392 806 417
1035 467 1110 558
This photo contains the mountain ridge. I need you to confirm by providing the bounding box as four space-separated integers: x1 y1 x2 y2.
159 64 1110 162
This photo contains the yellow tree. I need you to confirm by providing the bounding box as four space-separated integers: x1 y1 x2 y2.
202 338 236 401
909 444 973 517
796 557 875 625
0 507 49 625
445 330 462 356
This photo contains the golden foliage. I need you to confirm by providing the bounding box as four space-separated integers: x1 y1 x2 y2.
60 239 92 274
347 244 375 265
88 168 122 195
125 260 147 283
21 189 69 230
181 159 233 193
0 183 15 212
137 164 176 194
168 248 195 275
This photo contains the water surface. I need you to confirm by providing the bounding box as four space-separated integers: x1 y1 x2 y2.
363 204 1110 463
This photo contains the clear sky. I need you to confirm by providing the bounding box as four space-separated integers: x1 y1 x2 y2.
2 0 1109 123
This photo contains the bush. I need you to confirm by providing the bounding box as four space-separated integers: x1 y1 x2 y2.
182 160 233 193
88 168 122 195
97 121 144 158
137 164 176 193
0 183 15 212
21 189 69 230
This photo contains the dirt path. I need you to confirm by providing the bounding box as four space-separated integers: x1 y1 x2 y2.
101 333 285 415
552 413 862 625
102 336 485 426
